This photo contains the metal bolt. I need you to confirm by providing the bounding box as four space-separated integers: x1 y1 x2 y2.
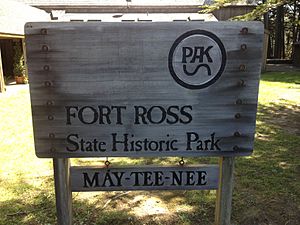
235 113 241 119
46 100 54 106
43 65 50 71
234 131 241 137
233 145 239 151
48 115 54 120
44 81 52 87
49 133 55 138
238 80 246 87
240 27 248 35
40 28 47 35
239 64 246 71
236 99 242 105
241 44 247 51
41 45 49 52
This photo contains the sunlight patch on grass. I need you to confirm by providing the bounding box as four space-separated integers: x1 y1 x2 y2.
259 72 299 102
0 86 52 180
130 196 170 216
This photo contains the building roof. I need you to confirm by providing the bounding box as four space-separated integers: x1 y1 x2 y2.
0 0 50 37
12 0 208 14
55 12 217 22
13 0 206 6
12 0 257 6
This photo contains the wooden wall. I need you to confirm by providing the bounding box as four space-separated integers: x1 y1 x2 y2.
213 5 256 21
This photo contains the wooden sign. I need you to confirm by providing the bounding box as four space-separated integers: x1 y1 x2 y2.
70 165 219 191
25 22 264 158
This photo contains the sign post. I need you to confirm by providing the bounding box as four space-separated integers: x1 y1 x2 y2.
25 21 263 224
53 158 72 225
215 157 235 225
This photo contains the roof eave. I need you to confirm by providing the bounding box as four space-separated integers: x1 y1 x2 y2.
34 5 202 13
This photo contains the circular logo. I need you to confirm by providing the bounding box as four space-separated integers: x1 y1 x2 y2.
168 30 226 89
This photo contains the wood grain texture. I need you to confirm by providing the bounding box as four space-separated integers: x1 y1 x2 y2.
25 22 264 158
53 158 72 225
70 165 219 191
215 157 235 225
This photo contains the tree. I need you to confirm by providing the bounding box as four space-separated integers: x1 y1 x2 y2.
201 0 300 60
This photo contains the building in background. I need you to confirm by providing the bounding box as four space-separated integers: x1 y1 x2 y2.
12 0 256 22
12 0 219 22
0 0 49 92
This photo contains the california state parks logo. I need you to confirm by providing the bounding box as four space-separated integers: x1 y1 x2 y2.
168 30 226 89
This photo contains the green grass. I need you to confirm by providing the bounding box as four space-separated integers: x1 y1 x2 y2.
0 71 299 225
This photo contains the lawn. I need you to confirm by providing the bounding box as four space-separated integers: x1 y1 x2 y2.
0 71 299 225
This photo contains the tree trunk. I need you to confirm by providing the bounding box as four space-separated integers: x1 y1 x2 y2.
263 0 269 30
291 0 297 59
274 5 285 59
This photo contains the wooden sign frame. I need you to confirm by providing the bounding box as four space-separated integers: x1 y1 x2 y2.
24 21 264 225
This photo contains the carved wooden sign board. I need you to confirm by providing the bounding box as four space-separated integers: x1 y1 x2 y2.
26 23 263 224
71 165 219 191
25 22 263 159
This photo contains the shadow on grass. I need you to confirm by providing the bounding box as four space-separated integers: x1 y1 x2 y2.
257 102 300 135
72 189 216 225
0 172 217 225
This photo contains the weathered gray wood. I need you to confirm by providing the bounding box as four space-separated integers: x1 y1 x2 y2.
25 22 264 158
70 165 219 191
215 157 235 225
0 47 5 93
53 158 72 225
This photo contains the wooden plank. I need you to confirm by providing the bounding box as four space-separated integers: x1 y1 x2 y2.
25 22 264 158
70 165 219 191
53 158 72 225
215 157 235 225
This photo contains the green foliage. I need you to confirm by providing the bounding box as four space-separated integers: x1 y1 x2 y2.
201 0 293 20
235 0 294 20
13 42 25 76
201 0 300 59
200 0 241 13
